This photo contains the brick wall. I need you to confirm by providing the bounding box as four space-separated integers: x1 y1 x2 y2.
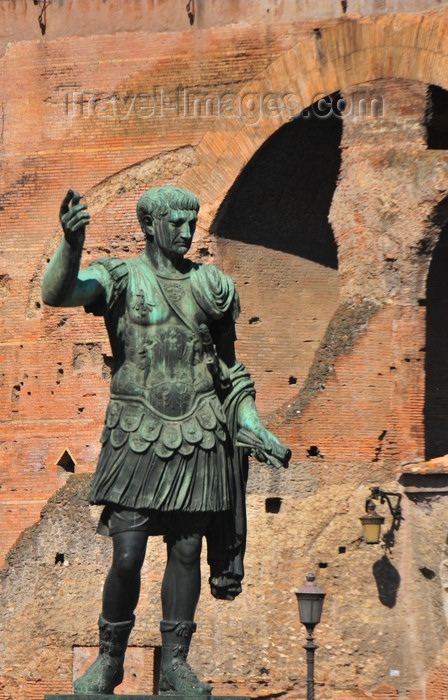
2 2 448 698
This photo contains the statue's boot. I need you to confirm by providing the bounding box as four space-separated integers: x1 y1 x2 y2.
159 620 212 696
73 614 135 695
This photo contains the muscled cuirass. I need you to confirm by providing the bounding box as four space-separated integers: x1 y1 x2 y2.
102 257 228 459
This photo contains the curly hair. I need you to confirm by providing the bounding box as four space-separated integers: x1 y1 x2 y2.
136 186 199 227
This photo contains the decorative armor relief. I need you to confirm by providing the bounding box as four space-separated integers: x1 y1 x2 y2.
100 257 233 459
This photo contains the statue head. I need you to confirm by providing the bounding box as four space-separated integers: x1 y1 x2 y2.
137 186 200 259
137 186 199 231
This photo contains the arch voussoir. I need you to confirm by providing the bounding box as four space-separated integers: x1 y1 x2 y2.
178 12 448 221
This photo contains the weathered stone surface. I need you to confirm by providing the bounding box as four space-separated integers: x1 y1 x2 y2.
2 473 448 699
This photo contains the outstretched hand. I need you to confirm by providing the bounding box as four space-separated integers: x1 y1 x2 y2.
60 189 90 248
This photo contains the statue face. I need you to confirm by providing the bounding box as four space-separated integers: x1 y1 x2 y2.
152 209 197 258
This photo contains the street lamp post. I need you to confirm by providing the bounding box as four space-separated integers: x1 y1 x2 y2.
295 573 326 700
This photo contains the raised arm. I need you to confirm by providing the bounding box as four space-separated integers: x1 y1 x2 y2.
42 190 104 307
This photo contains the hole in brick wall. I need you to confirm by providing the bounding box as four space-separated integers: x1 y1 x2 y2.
248 317 260 324
425 85 448 150
341 0 348 12
265 497 282 513
11 384 21 401
307 445 323 458
318 562 328 568
57 449 75 474
338 546 346 554
419 567 436 580
288 376 297 385
55 552 65 565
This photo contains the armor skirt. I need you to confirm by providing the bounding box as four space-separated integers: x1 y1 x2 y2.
89 435 234 513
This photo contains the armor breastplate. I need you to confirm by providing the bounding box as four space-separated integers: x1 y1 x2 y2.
103 257 228 459
112 321 215 417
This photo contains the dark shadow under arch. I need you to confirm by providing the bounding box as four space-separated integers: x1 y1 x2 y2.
425 85 448 150
210 94 342 268
425 195 448 459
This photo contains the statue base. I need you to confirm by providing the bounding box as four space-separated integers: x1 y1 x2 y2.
45 696 250 699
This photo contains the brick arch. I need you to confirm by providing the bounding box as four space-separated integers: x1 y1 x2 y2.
178 12 448 228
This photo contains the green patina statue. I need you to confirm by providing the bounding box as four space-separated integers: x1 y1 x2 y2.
42 186 290 696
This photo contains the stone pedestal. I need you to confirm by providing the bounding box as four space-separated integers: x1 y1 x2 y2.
45 696 250 699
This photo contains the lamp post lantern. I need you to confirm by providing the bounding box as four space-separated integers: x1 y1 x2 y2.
360 500 385 544
360 487 403 546
295 573 326 700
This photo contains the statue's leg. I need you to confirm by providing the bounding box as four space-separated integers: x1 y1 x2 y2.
103 530 148 621
161 533 202 621
159 532 212 696
73 530 148 695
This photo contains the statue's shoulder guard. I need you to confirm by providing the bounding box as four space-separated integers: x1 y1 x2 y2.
84 256 129 316
190 262 240 322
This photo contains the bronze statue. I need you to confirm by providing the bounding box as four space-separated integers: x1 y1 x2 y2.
42 186 290 696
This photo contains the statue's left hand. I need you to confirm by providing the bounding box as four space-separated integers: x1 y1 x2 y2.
236 425 291 469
